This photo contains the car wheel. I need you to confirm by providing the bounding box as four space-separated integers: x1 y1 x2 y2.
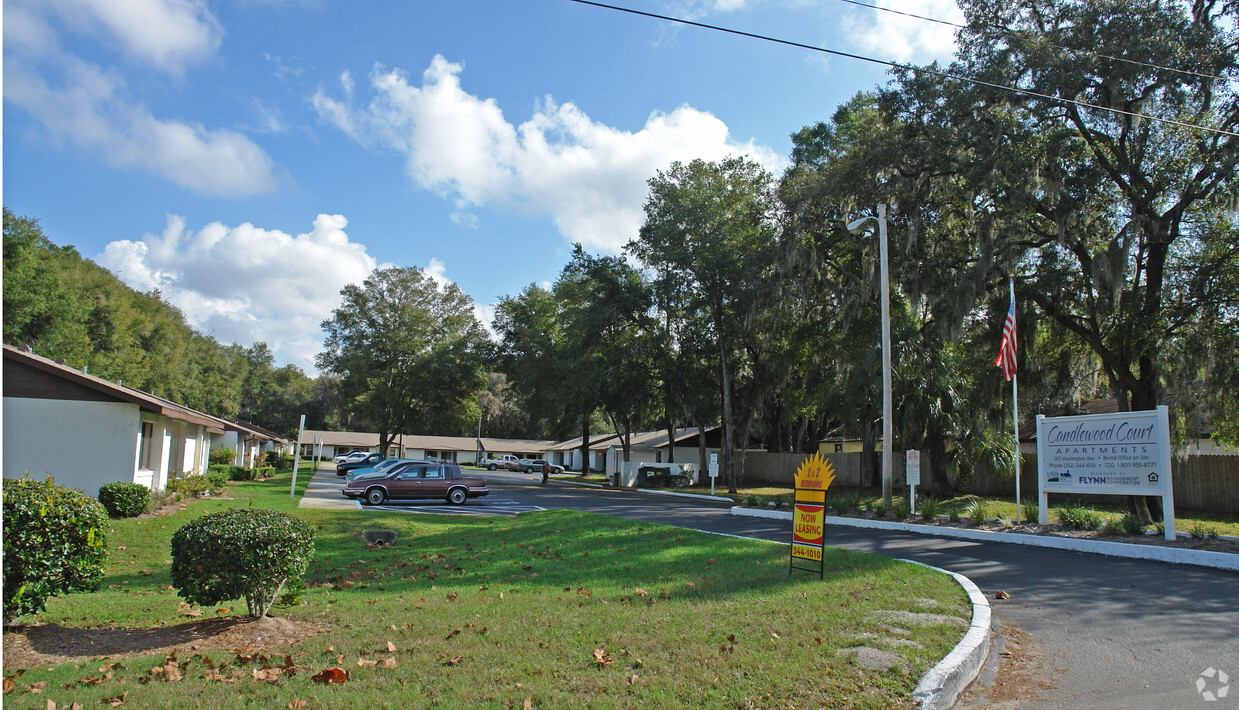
366 488 386 505
447 487 468 505
488 464 497 470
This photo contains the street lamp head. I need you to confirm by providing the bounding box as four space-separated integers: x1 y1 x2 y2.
847 216 876 235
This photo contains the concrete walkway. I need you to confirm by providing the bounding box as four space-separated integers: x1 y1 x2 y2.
297 460 357 510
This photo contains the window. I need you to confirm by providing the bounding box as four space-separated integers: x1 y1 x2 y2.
834 444 843 453
139 422 155 470
423 466 444 480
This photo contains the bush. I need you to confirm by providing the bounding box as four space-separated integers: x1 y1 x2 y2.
254 466 275 479
919 496 940 520
171 509 315 618
1020 499 1040 523
210 448 237 466
229 465 255 481
98 481 151 518
265 452 295 469
205 466 230 490
167 472 211 497
892 498 911 520
3 476 109 623
1056 505 1102 531
964 499 988 527
1100 514 1145 537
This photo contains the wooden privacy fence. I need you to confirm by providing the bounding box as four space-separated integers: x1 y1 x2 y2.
740 451 1239 515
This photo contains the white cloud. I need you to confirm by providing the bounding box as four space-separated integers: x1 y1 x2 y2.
313 55 784 253
98 214 378 372
4 0 280 196
840 0 962 64
40 0 223 75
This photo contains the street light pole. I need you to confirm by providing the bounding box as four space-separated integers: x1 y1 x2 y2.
877 203 893 511
848 203 894 510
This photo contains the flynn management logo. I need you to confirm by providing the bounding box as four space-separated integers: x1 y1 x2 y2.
1197 667 1230 702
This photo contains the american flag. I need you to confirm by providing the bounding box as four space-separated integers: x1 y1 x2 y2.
995 281 1017 381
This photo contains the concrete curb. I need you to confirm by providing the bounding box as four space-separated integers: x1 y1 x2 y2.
901 559 991 710
627 487 737 503
731 507 1239 572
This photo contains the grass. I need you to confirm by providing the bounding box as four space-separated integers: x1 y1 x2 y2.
4 469 971 709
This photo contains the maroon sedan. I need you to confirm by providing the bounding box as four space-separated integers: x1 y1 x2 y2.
343 461 488 506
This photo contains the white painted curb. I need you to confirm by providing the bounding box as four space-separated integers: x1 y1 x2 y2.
901 559 991 710
731 507 1239 572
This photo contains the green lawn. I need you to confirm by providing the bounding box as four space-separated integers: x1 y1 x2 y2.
3 471 971 709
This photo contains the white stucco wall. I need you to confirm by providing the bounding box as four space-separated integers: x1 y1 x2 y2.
3 397 141 495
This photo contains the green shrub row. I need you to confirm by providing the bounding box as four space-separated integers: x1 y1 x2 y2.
98 481 151 518
3 476 109 622
171 509 315 618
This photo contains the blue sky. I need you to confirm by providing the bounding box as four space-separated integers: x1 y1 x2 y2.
3 0 962 373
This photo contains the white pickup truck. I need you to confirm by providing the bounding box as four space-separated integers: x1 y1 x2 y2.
479 454 522 471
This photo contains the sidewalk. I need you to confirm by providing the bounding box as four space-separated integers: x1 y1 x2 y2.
297 460 358 510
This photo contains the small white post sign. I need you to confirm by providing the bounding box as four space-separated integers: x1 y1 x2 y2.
1036 405 1175 539
905 449 920 513
708 453 719 495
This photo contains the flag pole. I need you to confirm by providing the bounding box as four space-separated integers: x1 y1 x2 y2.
1009 278 1021 524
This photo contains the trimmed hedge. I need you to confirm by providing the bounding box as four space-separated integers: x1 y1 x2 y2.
170 509 315 618
98 481 151 518
3 476 109 623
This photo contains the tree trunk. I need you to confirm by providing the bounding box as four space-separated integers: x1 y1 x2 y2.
579 415 590 476
666 419 676 463
697 422 709 481
718 331 738 494
861 423 877 489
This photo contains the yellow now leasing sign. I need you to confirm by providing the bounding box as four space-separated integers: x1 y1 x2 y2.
790 453 837 578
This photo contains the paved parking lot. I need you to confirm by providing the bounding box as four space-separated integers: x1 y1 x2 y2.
298 463 546 516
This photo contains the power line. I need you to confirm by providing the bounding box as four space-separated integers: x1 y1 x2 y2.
567 0 1239 139
831 0 1229 82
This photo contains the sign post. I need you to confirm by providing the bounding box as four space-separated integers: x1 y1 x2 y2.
905 449 921 514
290 414 306 500
1036 405 1175 540
708 453 719 496
790 452 837 579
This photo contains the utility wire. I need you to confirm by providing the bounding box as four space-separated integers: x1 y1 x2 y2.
831 0 1229 82
567 0 1239 139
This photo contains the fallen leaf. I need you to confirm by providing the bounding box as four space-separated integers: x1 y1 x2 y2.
443 656 463 667
386 641 396 653
181 610 203 618
770 632 780 640
1 678 13 694
30 681 47 692
379 658 397 669
356 659 377 668
45 699 56 710
593 647 613 668
995 590 1011 600
116 546 127 550
446 628 462 640
446 592 458 601
499 592 505 601
288 701 309 709
633 588 647 597
626 674 639 685
103 691 127 707
705 558 715 565
215 607 231 615
524 697 533 710
311 668 349 685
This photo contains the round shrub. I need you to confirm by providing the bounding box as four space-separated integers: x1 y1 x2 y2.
98 481 151 518
3 476 109 623
170 509 315 618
